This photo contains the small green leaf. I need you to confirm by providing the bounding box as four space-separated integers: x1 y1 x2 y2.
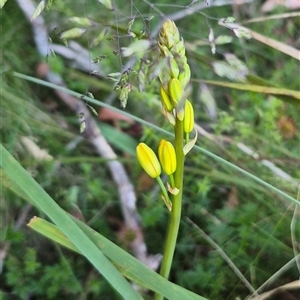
183 130 198 155
144 15 154 21
61 28 86 39
225 53 249 74
49 48 56 57
122 40 151 57
114 84 121 92
107 72 122 81
31 0 46 20
119 83 131 109
106 35 116 41
69 17 93 27
80 120 86 133
46 0 53 10
220 17 235 24
120 70 129 86
208 28 216 54
128 32 136 38
85 92 94 99
99 123 137 156
92 55 106 63
28 217 80 253
92 29 109 46
96 0 114 10
233 28 252 39
0 0 8 9
138 30 146 40
212 55 249 82
215 35 233 45
61 38 68 47
212 61 247 82
87 104 98 116
127 18 135 33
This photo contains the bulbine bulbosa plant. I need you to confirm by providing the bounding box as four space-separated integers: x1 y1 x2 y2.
136 19 197 300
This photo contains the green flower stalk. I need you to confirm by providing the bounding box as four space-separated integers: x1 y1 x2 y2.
135 19 195 299
154 19 196 300
136 143 161 179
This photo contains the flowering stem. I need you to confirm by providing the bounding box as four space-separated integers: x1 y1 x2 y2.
156 176 172 211
154 117 184 300
185 132 190 144
169 174 175 188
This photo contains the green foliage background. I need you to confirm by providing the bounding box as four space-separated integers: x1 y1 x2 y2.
1 0 299 299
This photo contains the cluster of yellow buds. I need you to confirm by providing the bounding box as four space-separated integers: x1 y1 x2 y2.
158 19 196 145
136 141 176 179
136 19 196 210
136 140 176 210
158 19 193 123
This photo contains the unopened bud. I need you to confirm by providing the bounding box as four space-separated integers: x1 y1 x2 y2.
183 100 194 133
160 86 174 111
168 78 182 105
136 143 161 178
178 63 191 90
158 140 177 175
169 58 180 79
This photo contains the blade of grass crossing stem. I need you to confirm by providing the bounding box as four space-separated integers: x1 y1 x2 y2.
29 217 81 253
12 73 300 205
0 143 142 300
29 217 208 300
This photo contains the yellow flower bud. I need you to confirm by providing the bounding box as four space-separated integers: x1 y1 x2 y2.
136 143 161 178
168 78 182 105
160 86 174 111
184 100 194 133
158 140 177 175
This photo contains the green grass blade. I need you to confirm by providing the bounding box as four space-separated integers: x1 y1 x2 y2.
28 217 81 253
29 217 208 300
200 79 300 106
0 143 142 300
99 122 138 156
12 72 299 206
